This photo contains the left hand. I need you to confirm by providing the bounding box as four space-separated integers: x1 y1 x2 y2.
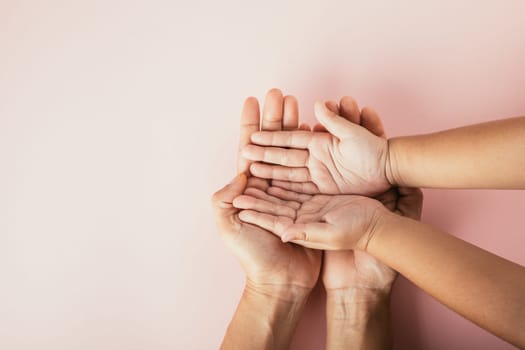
213 90 322 299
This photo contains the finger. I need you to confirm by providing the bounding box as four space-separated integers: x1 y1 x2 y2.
237 97 260 174
325 100 339 114
361 106 386 138
211 174 248 232
233 195 296 218
299 123 311 131
246 176 269 191
267 186 313 203
281 222 332 245
211 174 248 208
314 101 354 139
262 88 284 131
339 96 361 124
250 130 313 149
242 144 308 167
283 95 299 130
238 209 293 236
250 163 311 182
312 123 326 132
244 187 301 210
271 180 320 194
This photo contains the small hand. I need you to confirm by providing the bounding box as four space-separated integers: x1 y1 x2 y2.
234 187 422 253
241 98 391 196
319 98 398 292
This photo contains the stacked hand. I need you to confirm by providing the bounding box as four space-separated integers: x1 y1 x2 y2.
214 91 525 349
212 89 321 301
232 94 422 287
213 89 422 350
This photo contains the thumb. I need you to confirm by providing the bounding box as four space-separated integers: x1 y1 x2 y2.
314 101 356 139
212 173 248 211
281 222 334 248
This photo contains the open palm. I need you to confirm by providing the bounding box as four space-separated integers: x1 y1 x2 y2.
213 174 320 288
214 89 321 292
237 97 422 293
241 100 390 196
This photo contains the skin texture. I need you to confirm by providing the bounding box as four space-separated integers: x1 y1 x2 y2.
241 100 391 196
387 116 525 189
237 169 525 349
213 89 321 350
235 96 424 350
316 101 422 350
237 185 525 348
218 91 525 348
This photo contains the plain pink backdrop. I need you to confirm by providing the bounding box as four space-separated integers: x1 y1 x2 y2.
1 1 524 349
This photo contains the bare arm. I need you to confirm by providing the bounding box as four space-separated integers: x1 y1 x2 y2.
368 212 525 348
326 288 392 350
387 117 525 189
239 191 525 347
222 284 310 350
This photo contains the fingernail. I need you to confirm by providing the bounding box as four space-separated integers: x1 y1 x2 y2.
251 133 262 143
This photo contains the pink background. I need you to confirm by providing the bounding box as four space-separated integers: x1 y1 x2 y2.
1 1 524 349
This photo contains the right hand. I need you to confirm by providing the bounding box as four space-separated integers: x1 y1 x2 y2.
240 98 391 196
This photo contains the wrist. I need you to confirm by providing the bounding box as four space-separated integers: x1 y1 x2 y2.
326 287 391 323
222 282 311 350
326 287 392 349
236 282 310 349
385 137 401 187
358 206 400 254
245 279 312 304
243 280 312 332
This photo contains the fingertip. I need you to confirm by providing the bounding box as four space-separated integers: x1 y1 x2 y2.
267 88 283 98
339 96 357 109
238 172 247 183
315 100 338 120
325 100 339 114
314 100 326 113
232 195 244 208
238 209 248 221
250 132 263 143
299 123 311 131
244 96 259 105
230 173 248 191
241 144 261 160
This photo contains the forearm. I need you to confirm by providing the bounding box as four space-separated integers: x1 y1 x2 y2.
387 116 525 189
221 283 310 350
367 213 525 348
326 288 392 350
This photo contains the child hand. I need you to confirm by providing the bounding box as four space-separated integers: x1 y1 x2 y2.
240 99 391 196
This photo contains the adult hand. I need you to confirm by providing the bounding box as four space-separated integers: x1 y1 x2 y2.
213 89 321 298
